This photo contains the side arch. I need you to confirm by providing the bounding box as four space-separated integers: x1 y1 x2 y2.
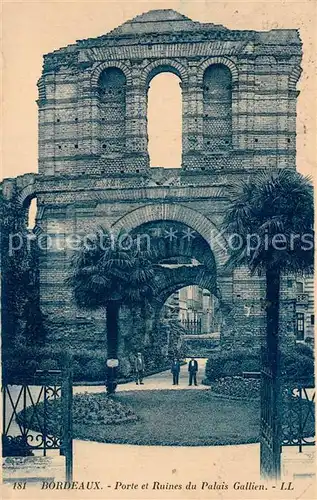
141 59 188 86
197 56 238 84
17 182 37 207
153 266 218 306
91 61 132 87
111 203 228 269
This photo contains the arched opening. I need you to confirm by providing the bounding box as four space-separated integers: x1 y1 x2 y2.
124 218 221 353
128 219 217 278
112 203 229 270
27 197 37 230
98 68 126 155
147 72 182 168
203 64 232 151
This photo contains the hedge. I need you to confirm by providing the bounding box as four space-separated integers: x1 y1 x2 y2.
205 345 314 385
2 342 173 384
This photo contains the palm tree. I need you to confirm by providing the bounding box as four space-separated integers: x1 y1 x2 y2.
223 169 313 478
67 228 157 394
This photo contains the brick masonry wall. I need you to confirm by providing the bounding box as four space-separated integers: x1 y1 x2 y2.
2 10 305 354
37 11 301 177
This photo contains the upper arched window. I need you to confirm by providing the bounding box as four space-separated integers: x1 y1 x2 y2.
203 64 232 152
147 71 182 168
98 68 126 155
27 197 37 230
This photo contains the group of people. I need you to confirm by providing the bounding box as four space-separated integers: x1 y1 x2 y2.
171 357 198 386
134 352 199 386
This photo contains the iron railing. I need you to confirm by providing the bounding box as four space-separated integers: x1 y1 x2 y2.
2 357 73 481
282 385 315 452
181 318 202 335
260 364 281 479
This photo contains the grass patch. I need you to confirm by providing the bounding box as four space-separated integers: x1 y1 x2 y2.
17 388 314 447
98 390 260 446
18 390 260 446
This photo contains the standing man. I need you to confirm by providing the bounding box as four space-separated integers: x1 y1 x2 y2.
188 357 198 386
171 358 181 385
135 352 145 385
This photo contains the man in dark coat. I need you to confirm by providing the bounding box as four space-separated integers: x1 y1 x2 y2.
171 358 181 385
188 357 198 386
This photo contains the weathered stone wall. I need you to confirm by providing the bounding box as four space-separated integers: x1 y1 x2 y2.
37 9 301 176
1 10 303 354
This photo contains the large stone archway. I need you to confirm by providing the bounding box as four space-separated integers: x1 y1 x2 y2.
112 216 225 358
112 203 228 270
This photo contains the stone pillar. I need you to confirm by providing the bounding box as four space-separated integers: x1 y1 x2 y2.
182 60 203 168
218 267 267 350
125 64 149 170
38 72 56 176
234 55 255 159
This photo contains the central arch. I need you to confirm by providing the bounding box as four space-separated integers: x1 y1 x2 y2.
141 59 188 87
112 203 229 269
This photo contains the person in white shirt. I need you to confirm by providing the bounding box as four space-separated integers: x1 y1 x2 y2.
135 352 145 385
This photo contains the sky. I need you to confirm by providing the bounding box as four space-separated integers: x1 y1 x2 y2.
1 0 316 179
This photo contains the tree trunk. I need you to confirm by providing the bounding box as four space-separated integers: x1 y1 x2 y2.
106 301 120 394
260 267 282 479
141 302 149 345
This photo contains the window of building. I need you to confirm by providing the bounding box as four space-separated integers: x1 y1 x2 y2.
203 64 232 151
27 197 37 230
287 279 293 288
98 67 126 154
296 281 304 293
311 314 314 326
147 72 182 168
296 312 305 341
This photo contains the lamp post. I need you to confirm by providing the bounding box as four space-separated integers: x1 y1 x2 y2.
106 358 119 395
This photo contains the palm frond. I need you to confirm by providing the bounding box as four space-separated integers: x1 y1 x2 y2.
223 169 314 275
66 226 157 309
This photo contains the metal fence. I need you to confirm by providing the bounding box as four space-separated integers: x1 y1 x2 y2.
181 318 202 335
2 359 73 481
282 385 315 453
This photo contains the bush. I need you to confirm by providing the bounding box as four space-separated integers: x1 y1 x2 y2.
38 358 60 371
2 344 107 383
2 351 41 384
3 340 172 384
82 359 105 382
205 348 260 381
118 356 132 378
294 343 314 359
281 352 314 385
223 360 241 377
72 349 107 382
72 360 84 381
240 357 259 372
2 436 34 457
2 343 65 383
210 377 261 399
205 345 314 385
